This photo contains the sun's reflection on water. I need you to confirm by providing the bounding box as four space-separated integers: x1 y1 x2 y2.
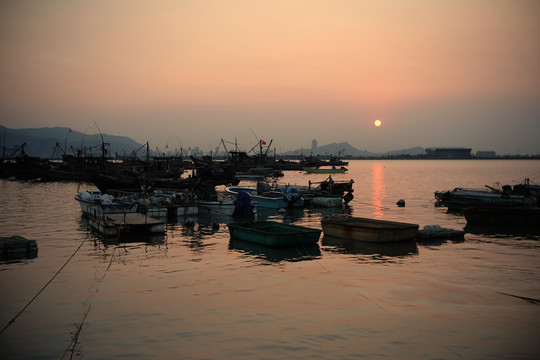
371 162 385 218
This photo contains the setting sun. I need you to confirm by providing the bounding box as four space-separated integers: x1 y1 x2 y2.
374 119 382 127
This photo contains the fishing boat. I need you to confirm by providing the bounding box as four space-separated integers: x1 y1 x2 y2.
434 185 537 210
273 176 354 207
227 221 321 247
75 190 138 215
225 184 304 209
321 215 419 243
303 166 348 174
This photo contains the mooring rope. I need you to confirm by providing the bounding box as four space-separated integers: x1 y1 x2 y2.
60 243 119 360
0 236 88 335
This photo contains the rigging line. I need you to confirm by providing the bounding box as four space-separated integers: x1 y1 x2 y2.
353 200 393 211
0 237 88 336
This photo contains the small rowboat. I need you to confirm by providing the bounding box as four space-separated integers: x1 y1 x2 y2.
321 215 419 243
228 221 321 247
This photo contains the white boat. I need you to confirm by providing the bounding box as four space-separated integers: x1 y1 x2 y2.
225 185 304 209
75 190 138 215
199 196 237 216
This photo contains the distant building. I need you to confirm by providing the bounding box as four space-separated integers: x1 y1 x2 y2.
312 139 317 153
425 147 472 159
476 151 497 158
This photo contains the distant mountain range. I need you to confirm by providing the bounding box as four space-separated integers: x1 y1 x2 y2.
0 126 426 159
0 126 144 159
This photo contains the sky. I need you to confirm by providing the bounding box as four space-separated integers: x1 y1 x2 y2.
1 0 539 155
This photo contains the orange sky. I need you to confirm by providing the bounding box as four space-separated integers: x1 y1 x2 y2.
1 0 539 154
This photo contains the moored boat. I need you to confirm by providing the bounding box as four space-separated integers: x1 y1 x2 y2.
321 215 419 243
199 198 236 216
434 185 537 210
75 190 138 215
227 220 321 247
225 184 304 209
303 166 348 174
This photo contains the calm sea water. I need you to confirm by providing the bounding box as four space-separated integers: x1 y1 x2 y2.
1 160 539 360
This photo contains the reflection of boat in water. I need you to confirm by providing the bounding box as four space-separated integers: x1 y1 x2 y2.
98 233 166 246
463 206 540 237
321 235 418 258
86 212 165 237
80 215 166 244
229 238 321 263
463 206 540 227
321 215 419 243
464 223 540 237
228 220 321 247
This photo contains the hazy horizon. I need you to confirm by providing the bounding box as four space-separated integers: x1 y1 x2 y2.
1 1 539 155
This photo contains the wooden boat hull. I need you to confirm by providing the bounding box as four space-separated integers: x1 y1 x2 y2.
228 221 321 247
321 215 419 243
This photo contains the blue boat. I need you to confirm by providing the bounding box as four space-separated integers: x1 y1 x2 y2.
227 221 321 247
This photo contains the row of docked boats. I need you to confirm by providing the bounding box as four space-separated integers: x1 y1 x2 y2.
226 178 540 248
75 186 423 246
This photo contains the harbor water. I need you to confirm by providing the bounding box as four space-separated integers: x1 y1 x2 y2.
1 160 539 359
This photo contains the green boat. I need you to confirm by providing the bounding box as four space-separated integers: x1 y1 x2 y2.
227 220 322 247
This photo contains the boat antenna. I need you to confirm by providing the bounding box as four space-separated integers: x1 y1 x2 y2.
249 128 259 142
94 121 108 170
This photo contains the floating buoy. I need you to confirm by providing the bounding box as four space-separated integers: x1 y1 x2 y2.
396 199 405 207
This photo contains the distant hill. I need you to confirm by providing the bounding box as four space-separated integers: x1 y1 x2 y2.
0 126 145 159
